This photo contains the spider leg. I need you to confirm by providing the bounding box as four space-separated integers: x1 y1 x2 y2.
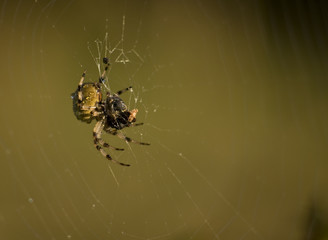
116 86 132 95
99 58 110 84
90 110 102 117
131 123 144 127
93 121 125 151
93 120 129 167
108 129 150 146
78 71 86 102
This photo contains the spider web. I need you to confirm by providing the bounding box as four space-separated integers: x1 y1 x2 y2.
1 1 328 240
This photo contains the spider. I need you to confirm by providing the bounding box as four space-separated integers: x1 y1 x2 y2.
71 57 150 166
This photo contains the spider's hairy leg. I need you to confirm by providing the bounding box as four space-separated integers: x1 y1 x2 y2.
116 86 132 95
131 123 144 127
108 129 150 146
99 57 110 84
78 70 87 102
93 120 130 167
93 121 125 151
90 109 102 117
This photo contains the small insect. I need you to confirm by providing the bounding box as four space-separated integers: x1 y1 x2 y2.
71 58 150 166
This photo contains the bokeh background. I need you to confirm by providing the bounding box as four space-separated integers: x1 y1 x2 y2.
1 0 328 239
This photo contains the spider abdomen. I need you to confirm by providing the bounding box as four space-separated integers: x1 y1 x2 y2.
71 83 102 123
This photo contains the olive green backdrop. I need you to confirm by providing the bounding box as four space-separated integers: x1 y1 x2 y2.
1 0 328 239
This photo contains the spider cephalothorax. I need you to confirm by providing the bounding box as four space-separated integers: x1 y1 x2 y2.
105 93 137 130
71 58 149 166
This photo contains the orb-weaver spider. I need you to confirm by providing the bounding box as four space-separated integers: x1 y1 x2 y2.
71 58 149 166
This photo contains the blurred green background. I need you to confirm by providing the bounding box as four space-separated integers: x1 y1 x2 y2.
1 0 328 239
